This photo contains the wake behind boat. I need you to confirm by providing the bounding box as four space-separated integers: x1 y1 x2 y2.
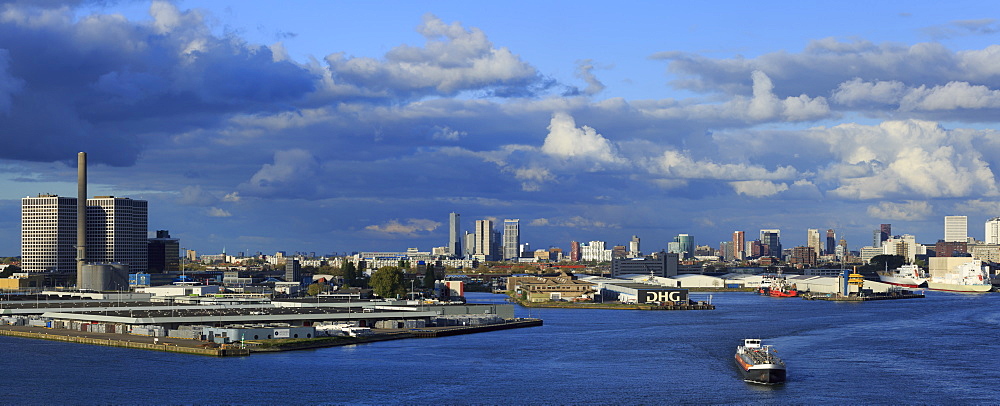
734 339 786 385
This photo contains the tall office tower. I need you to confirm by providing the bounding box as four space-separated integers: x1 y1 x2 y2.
503 219 520 260
475 219 495 260
986 217 1000 244
807 228 821 257
873 229 883 248
148 230 180 273
87 196 149 273
448 212 462 258
21 195 79 273
629 235 640 257
492 229 503 260
463 231 476 259
570 241 581 261
672 234 694 259
825 229 836 255
760 229 781 258
22 195 148 273
880 224 891 242
732 231 745 260
944 216 968 242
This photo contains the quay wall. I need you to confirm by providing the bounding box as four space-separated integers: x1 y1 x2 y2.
0 329 248 357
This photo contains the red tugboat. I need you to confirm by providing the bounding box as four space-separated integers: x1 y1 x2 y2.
758 276 799 297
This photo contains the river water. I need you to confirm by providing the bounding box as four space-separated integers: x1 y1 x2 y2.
1 291 998 405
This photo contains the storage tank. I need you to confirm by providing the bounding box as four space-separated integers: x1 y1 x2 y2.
80 263 130 291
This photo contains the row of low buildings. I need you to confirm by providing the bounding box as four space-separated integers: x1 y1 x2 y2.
0 290 513 344
505 271 909 304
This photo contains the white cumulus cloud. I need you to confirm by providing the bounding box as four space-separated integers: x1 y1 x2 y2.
730 180 790 197
866 201 932 221
541 112 622 163
365 219 442 235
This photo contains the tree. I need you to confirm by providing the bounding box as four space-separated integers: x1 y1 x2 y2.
370 266 406 299
0 265 19 278
319 264 343 277
342 261 358 287
868 255 906 271
306 283 322 296
423 265 436 289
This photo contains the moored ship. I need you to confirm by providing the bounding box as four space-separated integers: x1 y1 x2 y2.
758 277 798 297
734 339 786 384
927 260 993 293
877 264 928 288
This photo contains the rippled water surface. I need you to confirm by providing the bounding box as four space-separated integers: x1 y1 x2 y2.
2 291 998 405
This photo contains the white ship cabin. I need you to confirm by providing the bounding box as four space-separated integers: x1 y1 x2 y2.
744 339 762 348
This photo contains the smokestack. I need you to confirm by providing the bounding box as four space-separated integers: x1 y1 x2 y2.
76 152 87 284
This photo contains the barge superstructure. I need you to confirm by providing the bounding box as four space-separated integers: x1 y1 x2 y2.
735 338 786 384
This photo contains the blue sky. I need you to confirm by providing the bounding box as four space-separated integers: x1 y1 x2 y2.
3 0 1000 256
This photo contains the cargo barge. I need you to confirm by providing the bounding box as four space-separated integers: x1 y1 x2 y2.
735 338 786 385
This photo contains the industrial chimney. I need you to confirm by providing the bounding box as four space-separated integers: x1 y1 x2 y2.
76 152 87 284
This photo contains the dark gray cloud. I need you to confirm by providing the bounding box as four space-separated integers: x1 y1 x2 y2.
0 2 315 166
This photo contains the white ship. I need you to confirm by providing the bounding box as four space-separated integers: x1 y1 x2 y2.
926 260 993 293
876 264 928 288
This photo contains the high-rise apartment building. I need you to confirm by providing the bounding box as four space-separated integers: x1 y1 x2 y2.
22 195 148 273
720 241 733 261
503 219 520 260
732 231 745 260
448 212 462 258
986 217 1000 244
807 228 821 257
570 241 581 261
944 216 968 243
474 219 495 261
